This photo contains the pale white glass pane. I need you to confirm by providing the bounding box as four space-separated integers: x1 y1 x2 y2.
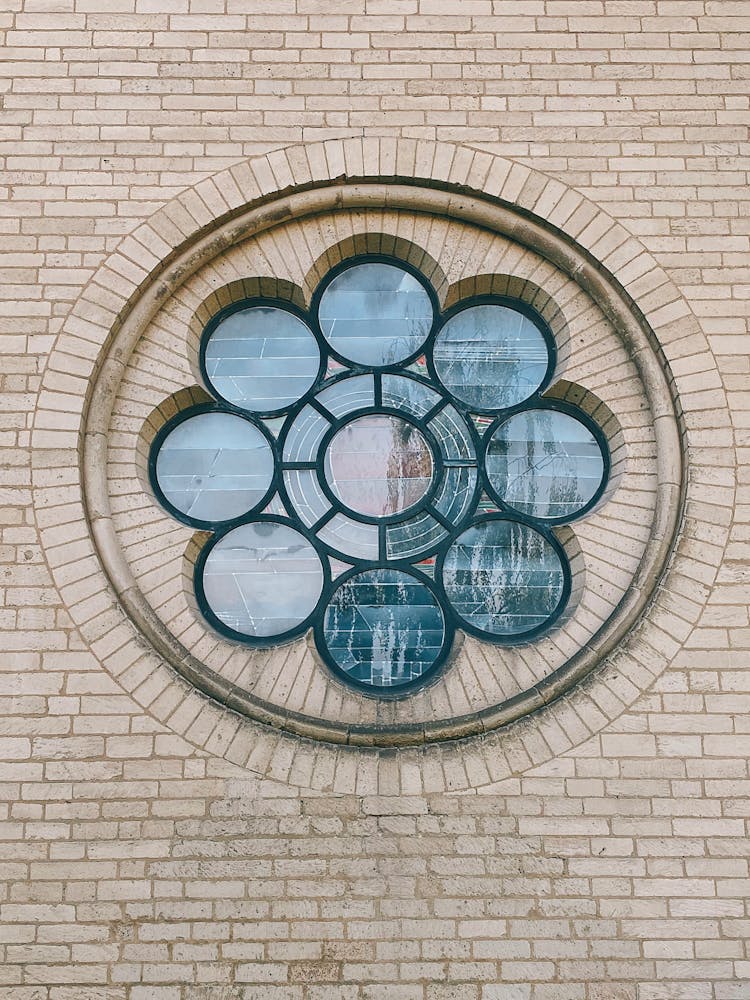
201 522 323 638
155 412 273 523
204 306 319 411
324 415 433 517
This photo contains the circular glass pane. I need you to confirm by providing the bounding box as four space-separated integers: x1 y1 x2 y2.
203 306 319 412
486 409 606 520
154 412 274 523
321 568 446 689
324 415 434 517
433 304 550 411
442 519 566 638
200 522 324 639
317 262 434 367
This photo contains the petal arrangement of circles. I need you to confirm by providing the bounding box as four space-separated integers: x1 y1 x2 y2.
148 258 611 696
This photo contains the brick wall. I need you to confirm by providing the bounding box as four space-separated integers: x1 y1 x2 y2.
1 4 748 999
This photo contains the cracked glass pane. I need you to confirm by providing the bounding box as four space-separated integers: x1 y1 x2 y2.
431 465 477 524
201 522 324 638
434 304 549 411
381 374 441 418
486 409 606 519
155 412 274 523
204 306 319 412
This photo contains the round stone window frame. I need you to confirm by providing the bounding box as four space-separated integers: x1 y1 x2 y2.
34 139 704 760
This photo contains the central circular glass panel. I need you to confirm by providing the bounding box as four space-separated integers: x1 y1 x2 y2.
324 414 434 518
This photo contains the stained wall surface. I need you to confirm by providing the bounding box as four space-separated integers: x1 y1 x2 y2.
1 4 749 1000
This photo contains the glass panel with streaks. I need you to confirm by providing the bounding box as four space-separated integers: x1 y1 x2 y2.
322 568 445 689
324 415 434 517
428 404 475 462
433 304 550 411
442 519 565 637
431 465 477 525
486 409 606 519
381 374 441 418
318 263 433 367
385 512 447 560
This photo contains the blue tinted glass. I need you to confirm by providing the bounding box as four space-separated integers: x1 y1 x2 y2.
433 304 550 411
322 568 445 689
486 409 606 519
318 263 433 367
442 519 565 637
155 412 273 523
204 306 319 412
386 512 447 560
201 522 323 638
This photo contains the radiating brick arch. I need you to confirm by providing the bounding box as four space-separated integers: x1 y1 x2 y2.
30 138 731 792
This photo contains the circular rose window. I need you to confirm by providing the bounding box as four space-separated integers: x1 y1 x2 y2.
148 257 610 696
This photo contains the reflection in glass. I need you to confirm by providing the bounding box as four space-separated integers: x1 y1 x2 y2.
431 465 477 524
382 374 442 418
204 306 319 412
386 512 447 560
154 412 274 523
324 415 434 517
442 519 565 637
318 262 434 366
282 404 331 463
201 522 324 637
486 409 606 519
428 404 475 462
322 568 445 689
317 375 375 417
433 304 549 411
316 513 379 560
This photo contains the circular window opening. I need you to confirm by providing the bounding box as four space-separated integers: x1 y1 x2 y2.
317 260 435 367
148 256 611 697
